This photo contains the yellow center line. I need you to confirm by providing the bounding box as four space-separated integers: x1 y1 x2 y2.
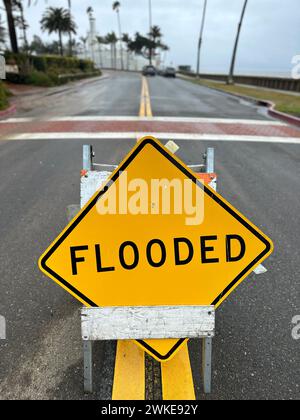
112 340 145 400
161 342 196 400
144 77 153 117
139 77 146 117
139 76 153 118
113 75 196 401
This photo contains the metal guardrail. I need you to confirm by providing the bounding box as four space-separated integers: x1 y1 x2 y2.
179 71 300 93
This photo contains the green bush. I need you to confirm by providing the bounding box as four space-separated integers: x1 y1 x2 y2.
25 71 54 87
6 72 26 84
4 51 99 87
5 51 28 66
0 82 9 110
31 56 47 72
43 55 96 74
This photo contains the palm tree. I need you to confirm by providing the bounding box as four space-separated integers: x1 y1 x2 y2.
112 1 124 70
3 0 18 53
87 6 94 19
80 36 88 59
106 32 118 69
14 1 29 52
149 25 162 65
0 15 6 45
228 0 248 84
196 0 208 79
40 7 77 56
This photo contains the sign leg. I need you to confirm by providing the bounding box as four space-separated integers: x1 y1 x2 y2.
83 340 93 393
202 337 212 394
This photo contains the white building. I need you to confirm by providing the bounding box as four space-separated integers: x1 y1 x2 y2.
79 13 158 71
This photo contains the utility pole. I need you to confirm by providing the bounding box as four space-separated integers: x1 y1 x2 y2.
196 0 207 79
149 0 153 31
228 0 248 85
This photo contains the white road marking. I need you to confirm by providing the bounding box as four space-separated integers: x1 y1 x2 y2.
4 132 300 144
0 118 35 123
0 116 286 126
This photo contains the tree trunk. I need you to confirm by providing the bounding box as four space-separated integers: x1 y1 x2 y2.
228 0 248 84
69 33 73 56
59 31 64 56
3 0 19 53
68 0 72 56
19 3 29 52
196 0 208 79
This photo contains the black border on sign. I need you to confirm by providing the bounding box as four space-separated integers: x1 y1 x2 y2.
40 137 272 361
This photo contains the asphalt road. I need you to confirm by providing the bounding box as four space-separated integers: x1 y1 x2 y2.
0 71 299 400
13 70 269 120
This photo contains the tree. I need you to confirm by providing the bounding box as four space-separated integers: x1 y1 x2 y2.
228 0 248 84
112 1 124 70
128 28 168 66
0 14 7 45
28 35 46 54
14 1 29 51
3 0 19 53
40 7 77 56
87 6 93 18
106 32 118 69
67 0 73 56
149 25 161 65
80 36 88 59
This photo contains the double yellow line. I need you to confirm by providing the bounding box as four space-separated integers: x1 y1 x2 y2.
139 76 153 117
112 75 196 401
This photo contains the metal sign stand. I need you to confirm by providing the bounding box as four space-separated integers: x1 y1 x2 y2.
79 144 217 395
82 306 215 394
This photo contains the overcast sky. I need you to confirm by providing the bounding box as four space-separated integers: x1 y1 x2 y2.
13 0 300 75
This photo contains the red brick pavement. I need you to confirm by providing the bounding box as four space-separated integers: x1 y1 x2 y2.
1 120 300 139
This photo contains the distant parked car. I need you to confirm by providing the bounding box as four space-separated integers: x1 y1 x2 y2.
142 65 156 76
163 67 176 78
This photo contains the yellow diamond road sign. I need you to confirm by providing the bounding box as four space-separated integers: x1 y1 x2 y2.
39 137 273 362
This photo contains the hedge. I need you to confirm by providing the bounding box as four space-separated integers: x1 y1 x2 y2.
4 52 99 87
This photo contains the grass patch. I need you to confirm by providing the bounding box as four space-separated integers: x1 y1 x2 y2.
192 79 300 117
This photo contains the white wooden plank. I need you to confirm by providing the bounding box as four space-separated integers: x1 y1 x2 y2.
81 306 215 341
80 171 112 208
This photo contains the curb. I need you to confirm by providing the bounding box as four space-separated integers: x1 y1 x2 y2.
0 104 17 118
263 101 300 128
179 74 300 128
